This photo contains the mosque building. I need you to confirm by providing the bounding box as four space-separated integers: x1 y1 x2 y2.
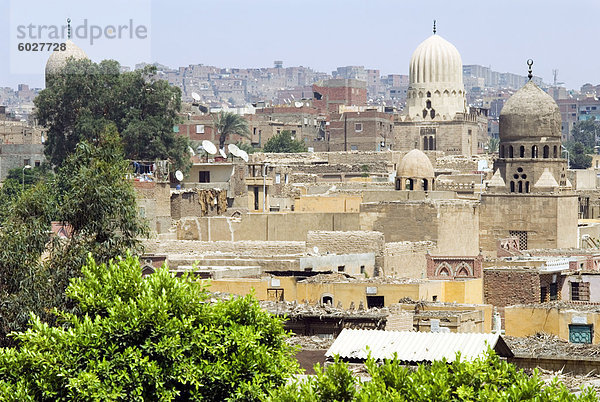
479 61 578 252
394 22 488 155
44 19 88 87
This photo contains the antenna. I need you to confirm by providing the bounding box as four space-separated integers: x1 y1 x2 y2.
201 140 217 155
191 92 201 102
228 143 241 157
67 18 72 40
433 19 436 35
238 149 249 162
527 59 534 81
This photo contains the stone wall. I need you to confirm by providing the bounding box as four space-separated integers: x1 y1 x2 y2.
170 189 227 220
306 230 385 274
383 241 436 279
479 193 578 255
484 267 541 324
359 200 479 255
177 212 361 242
134 181 171 234
144 239 306 256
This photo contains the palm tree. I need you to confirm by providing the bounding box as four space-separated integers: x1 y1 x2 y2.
212 112 251 150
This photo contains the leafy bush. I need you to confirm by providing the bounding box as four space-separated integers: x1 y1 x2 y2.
268 350 597 401
263 130 307 153
0 253 298 401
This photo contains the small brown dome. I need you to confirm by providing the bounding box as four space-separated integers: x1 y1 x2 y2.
499 81 561 141
397 149 434 178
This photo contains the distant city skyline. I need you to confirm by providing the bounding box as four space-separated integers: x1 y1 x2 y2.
1 0 598 90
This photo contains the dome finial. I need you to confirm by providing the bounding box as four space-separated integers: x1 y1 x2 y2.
67 18 72 40
433 20 436 34
527 59 533 80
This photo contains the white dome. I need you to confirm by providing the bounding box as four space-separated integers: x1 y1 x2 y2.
45 40 88 78
404 34 466 120
409 35 463 86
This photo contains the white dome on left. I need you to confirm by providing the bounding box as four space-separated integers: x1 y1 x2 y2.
45 39 88 77
409 35 463 86
403 32 466 121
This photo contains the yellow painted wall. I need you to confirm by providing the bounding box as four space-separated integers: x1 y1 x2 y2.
505 306 600 344
442 279 484 305
294 195 363 213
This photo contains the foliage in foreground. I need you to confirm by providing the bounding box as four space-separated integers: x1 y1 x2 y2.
0 125 148 346
268 352 597 402
0 253 298 401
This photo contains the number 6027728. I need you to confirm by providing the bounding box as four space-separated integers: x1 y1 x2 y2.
18 43 67 51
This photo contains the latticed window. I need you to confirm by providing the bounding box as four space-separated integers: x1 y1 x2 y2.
509 230 528 250
571 281 590 301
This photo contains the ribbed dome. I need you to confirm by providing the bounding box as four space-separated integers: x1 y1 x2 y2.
499 81 561 141
397 149 434 178
45 40 88 77
409 35 463 85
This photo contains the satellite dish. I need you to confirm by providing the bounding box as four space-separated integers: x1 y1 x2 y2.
188 146 195 156
219 148 227 159
294 101 303 108
313 246 319 254
175 170 184 181
202 140 217 155
228 143 241 157
191 92 201 101
238 149 249 162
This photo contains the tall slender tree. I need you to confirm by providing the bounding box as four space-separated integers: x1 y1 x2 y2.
212 111 251 150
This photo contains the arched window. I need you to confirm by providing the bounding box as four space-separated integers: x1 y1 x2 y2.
525 181 530 193
553 145 558 158
508 146 514 158
510 181 515 192
422 179 428 191
532 145 538 158
520 146 525 158
423 109 428 118
430 109 436 118
428 136 434 150
427 91 431 98
518 181 523 193
321 295 333 305
543 145 549 158
423 136 428 150
406 178 413 190
456 267 470 277
426 100 432 109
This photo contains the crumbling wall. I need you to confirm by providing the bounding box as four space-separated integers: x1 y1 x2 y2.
306 230 385 274
144 239 306 256
384 241 437 279
134 181 171 233
484 267 541 326
171 189 227 220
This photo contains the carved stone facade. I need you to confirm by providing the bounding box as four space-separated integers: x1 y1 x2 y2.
426 255 483 280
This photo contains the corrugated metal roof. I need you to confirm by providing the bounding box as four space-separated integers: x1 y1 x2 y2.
325 329 513 362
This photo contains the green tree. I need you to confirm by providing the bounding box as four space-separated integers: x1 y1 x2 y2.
35 59 189 171
571 119 598 150
263 130 307 153
566 141 592 169
487 137 500 153
0 253 299 401
269 351 596 401
212 111 251 150
0 125 148 345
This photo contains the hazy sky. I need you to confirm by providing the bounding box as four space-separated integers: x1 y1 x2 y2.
1 0 598 90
